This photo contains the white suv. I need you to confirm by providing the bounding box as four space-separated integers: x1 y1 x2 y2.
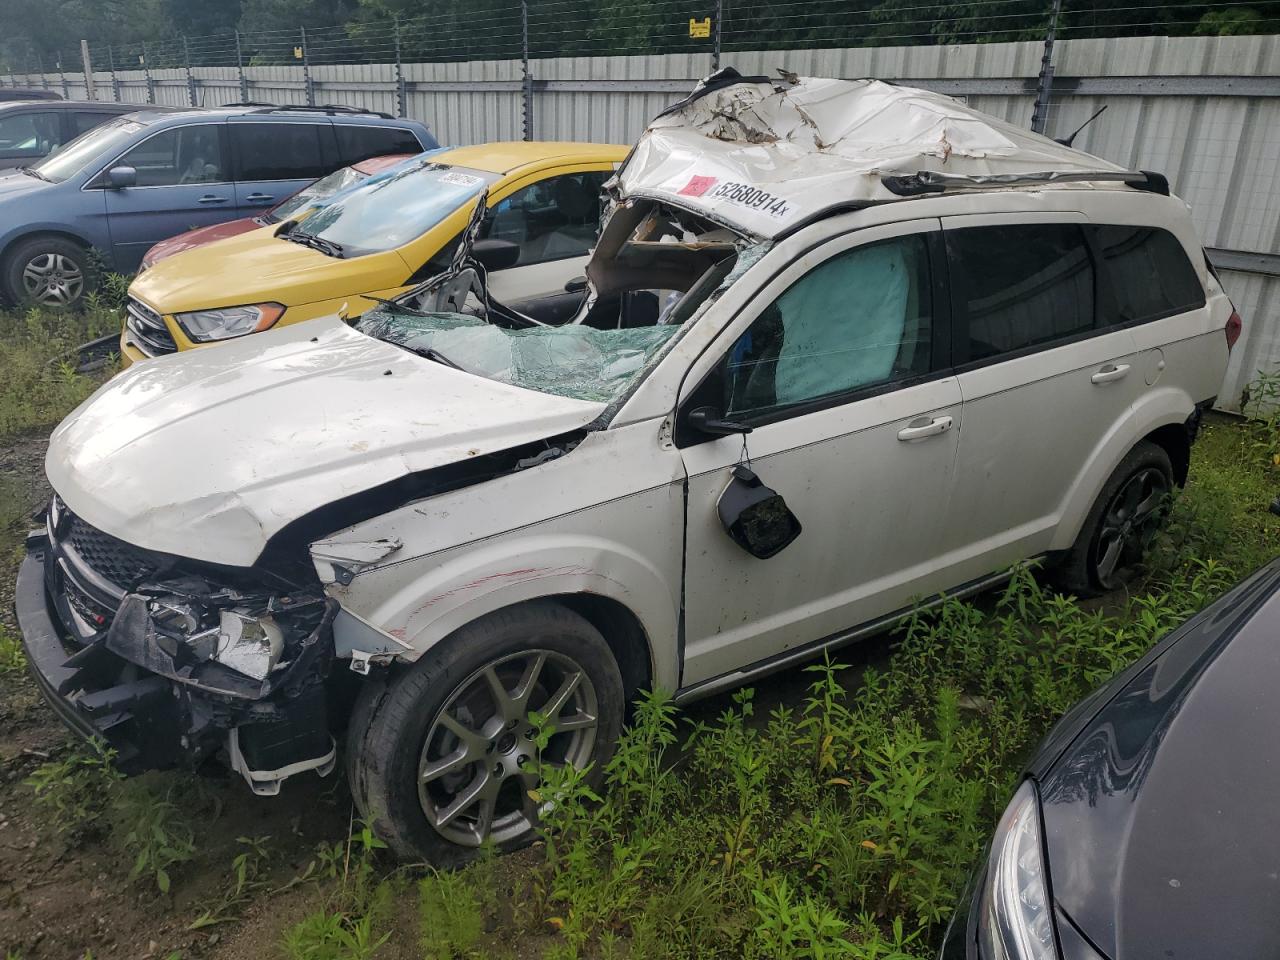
17 74 1236 864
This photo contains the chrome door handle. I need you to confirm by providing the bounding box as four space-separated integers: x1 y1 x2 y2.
1090 363 1131 385
244 193 274 203
897 414 953 441
197 195 230 204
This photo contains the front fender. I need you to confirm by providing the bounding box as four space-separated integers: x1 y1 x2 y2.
325 532 681 691
1050 384 1196 552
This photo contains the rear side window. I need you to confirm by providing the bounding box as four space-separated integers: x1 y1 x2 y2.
0 110 61 159
117 124 226 186
482 171 609 266
947 224 1095 363
1089 224 1205 325
336 125 424 166
232 123 326 181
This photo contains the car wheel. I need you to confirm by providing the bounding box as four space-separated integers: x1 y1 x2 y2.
1055 440 1174 597
2 235 94 309
346 600 625 865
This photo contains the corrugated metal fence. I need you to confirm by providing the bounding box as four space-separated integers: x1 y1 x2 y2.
4 33 1279 407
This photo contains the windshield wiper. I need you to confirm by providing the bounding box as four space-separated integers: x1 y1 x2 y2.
401 343 463 370
282 230 344 258
19 166 50 181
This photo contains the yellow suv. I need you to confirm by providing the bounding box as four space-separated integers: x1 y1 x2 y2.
121 141 626 363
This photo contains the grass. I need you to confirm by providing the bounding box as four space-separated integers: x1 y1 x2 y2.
2 296 1278 957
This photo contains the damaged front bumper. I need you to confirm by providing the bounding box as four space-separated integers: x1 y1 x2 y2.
16 528 340 795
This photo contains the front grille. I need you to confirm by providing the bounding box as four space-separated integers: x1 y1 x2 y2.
51 496 159 592
125 298 177 356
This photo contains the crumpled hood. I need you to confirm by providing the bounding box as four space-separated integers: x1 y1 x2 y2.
129 228 411 314
46 316 605 567
618 75 1126 239
1039 562 1280 960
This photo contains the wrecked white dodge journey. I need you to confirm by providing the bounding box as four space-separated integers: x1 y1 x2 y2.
17 71 1237 863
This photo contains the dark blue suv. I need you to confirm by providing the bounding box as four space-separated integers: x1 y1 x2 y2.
0 104 436 308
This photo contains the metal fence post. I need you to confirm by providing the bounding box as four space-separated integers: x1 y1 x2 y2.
80 39 96 101
58 58 70 99
300 28 315 106
394 18 406 118
521 0 533 141
35 52 49 89
141 42 155 103
713 0 723 69
107 44 121 101
1031 0 1062 134
183 35 197 105
235 31 248 103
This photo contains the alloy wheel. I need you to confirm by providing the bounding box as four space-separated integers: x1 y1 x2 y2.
418 649 599 848
22 252 84 307
1093 466 1170 590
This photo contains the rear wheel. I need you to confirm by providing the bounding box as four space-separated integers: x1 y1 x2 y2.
346 601 624 865
1055 441 1174 597
2 235 94 309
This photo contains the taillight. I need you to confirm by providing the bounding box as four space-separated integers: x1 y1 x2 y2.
1226 310 1243 351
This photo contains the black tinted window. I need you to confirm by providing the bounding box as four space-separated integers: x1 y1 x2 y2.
71 112 116 137
335 125 423 166
1089 224 1205 325
232 123 326 181
725 234 934 418
948 224 1095 363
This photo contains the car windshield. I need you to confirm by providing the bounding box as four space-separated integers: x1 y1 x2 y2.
355 309 681 404
29 117 145 183
267 165 372 224
298 161 501 256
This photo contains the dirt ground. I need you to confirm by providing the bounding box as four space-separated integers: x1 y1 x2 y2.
0 431 896 958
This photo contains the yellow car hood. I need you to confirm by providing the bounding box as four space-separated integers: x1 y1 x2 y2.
130 226 411 314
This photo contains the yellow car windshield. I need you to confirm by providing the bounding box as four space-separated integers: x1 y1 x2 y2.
297 161 501 257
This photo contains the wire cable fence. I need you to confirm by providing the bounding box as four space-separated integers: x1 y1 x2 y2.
3 0 1278 79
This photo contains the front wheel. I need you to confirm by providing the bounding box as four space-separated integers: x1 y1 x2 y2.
346 601 624 865
2 235 94 309
1055 441 1174 597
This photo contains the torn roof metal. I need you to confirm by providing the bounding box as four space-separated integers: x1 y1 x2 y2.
616 72 1132 240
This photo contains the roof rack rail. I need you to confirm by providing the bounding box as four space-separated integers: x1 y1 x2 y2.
881 169 1166 197
242 103 395 119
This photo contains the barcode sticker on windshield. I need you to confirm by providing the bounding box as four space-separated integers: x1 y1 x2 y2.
440 172 483 187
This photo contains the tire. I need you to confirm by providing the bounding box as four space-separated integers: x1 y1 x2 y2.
1054 440 1174 598
1 235 94 309
346 600 625 865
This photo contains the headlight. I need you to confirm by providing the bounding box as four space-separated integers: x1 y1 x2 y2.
978 780 1059 960
175 302 285 342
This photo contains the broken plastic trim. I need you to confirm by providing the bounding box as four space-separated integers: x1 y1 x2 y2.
648 66 774 126
881 168 1160 197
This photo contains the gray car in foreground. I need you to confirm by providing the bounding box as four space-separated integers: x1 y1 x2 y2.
943 554 1280 960
0 103 435 308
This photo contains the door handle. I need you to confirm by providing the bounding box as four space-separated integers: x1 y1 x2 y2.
1090 363 1131 385
897 414 953 442
197 195 230 204
244 193 274 204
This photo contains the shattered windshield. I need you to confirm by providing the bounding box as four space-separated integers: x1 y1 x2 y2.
298 161 501 256
355 310 680 404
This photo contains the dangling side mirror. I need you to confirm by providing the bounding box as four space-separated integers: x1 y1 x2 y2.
717 464 802 559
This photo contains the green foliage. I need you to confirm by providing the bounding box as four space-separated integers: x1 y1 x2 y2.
189 835 274 929
419 866 486 959
24 740 123 835
115 778 198 893
0 624 26 675
0 302 119 440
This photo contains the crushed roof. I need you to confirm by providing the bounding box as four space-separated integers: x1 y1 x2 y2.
616 73 1132 239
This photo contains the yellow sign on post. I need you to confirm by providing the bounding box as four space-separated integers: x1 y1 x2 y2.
689 17 711 38
293 46 304 59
